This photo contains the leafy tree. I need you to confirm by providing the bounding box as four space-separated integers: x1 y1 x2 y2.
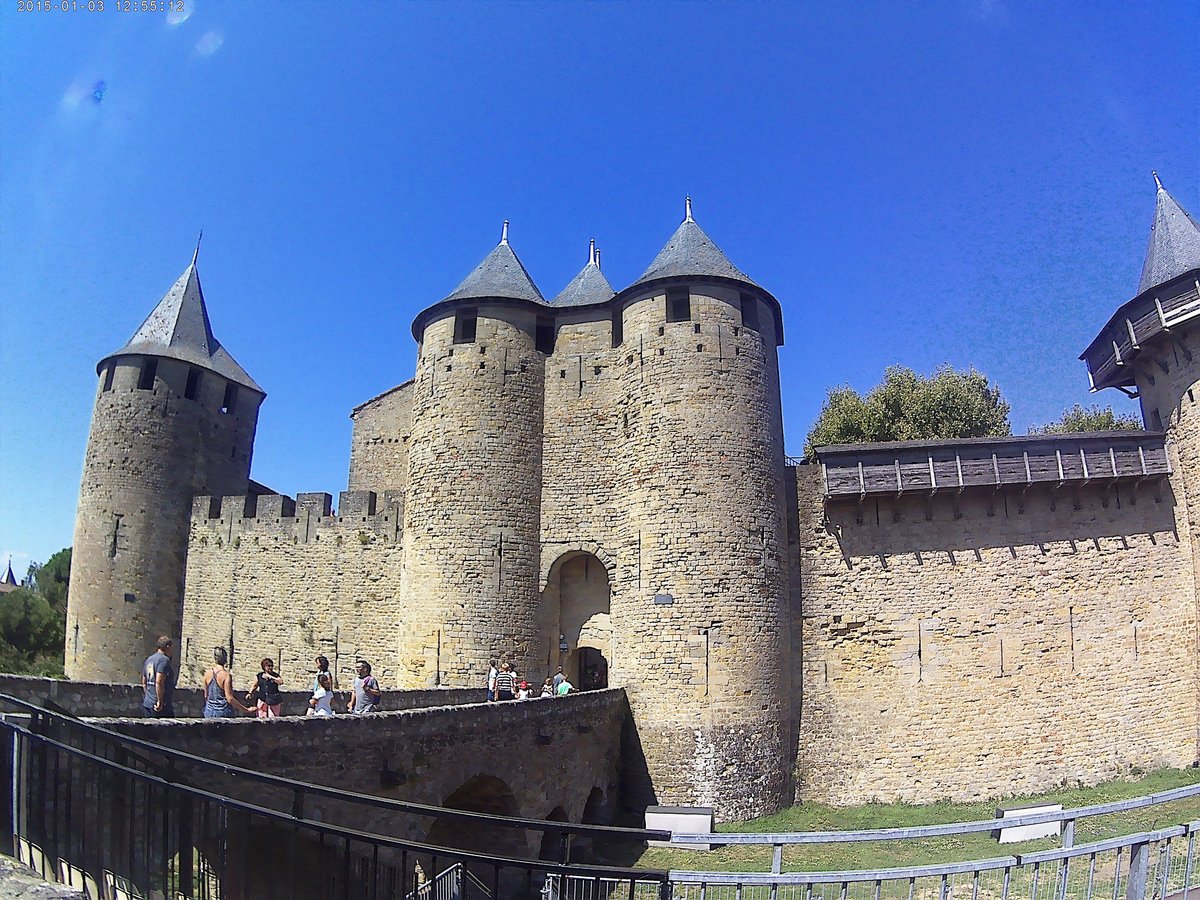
0 546 70 677
31 548 71 614
1030 404 1142 435
805 365 1011 457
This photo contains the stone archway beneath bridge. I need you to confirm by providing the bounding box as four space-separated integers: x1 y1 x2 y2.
539 551 612 691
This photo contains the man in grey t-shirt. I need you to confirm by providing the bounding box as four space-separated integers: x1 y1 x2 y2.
141 635 175 717
348 659 381 714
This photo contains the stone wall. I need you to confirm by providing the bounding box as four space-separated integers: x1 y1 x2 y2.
179 492 405 688
67 356 260 682
794 463 1199 805
349 380 415 494
103 689 629 859
0 674 477 718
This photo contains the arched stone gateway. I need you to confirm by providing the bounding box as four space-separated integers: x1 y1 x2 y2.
539 551 612 689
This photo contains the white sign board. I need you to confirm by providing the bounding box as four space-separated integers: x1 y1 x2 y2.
994 803 1062 844
646 806 714 850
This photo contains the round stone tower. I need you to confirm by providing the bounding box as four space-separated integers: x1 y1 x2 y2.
612 200 792 819
400 223 548 687
66 255 264 681
1082 174 1200 583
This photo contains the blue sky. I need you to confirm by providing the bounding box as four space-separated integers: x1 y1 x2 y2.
1 1 1197 579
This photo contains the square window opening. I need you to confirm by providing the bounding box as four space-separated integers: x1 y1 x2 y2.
666 288 691 323
611 310 624 348
453 310 478 344
184 368 201 401
137 359 158 391
740 293 760 330
536 318 555 354
221 383 238 415
102 365 115 393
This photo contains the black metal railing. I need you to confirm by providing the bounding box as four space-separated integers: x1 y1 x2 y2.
1 697 670 900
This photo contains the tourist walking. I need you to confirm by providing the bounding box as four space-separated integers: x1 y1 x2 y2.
486 657 498 702
555 675 575 696
348 659 382 713
311 655 332 692
552 666 565 692
141 635 175 717
494 661 516 701
308 672 335 717
247 657 284 718
202 647 253 718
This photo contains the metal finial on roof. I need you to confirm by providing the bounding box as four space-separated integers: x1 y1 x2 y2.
684 196 694 222
595 248 602 271
191 229 203 267
588 239 597 266
1153 171 1164 191
500 220 510 245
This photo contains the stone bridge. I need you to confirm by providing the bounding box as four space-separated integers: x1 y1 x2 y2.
0 676 639 864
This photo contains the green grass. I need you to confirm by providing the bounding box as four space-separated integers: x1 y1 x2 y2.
613 767 1200 873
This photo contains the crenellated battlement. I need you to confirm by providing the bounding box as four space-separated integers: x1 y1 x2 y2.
190 488 404 546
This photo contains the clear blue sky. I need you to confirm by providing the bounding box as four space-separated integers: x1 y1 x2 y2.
1 1 1197 580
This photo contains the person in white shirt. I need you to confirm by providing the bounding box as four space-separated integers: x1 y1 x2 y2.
308 672 335 717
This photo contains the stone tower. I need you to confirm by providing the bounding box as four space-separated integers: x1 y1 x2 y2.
613 200 792 818
399 223 548 685
66 255 264 681
1082 175 1200 581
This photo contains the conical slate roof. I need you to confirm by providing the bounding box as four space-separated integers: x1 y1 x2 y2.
2 561 15 587
100 261 263 394
551 242 615 307
442 223 544 304
634 199 757 288
1138 175 1200 296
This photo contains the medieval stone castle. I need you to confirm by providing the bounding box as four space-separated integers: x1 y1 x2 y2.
65 182 1200 821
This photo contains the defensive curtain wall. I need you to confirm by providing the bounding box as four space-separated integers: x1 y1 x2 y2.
66 187 1200 823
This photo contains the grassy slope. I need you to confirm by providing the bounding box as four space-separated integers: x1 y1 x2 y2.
623 768 1200 873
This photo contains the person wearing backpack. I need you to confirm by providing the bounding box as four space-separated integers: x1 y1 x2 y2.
348 659 382 713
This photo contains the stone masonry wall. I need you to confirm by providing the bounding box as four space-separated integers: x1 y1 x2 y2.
103 690 629 860
794 463 1199 805
67 356 260 682
179 491 404 688
398 309 546 689
605 286 790 821
349 380 415 494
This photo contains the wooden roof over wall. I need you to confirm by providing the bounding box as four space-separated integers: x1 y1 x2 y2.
813 431 1169 499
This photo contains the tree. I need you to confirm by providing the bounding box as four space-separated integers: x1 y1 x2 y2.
0 546 70 677
1030 404 1142 435
805 365 1011 457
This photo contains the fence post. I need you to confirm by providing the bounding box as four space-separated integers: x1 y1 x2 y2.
1063 819 1075 849
772 844 783 874
1126 840 1151 900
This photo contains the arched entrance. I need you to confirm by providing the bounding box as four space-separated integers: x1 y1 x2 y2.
425 775 525 862
540 552 612 690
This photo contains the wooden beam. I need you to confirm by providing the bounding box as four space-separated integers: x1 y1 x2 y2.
858 461 866 499
928 456 937 495
955 454 965 492
1139 446 1148 477
1156 296 1169 329
1112 339 1124 366
1079 447 1090 483
1109 447 1118 479
894 459 903 496
992 453 1001 489
1056 448 1066 489
1126 318 1140 349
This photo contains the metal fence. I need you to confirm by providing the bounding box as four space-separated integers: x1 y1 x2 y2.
1 702 670 900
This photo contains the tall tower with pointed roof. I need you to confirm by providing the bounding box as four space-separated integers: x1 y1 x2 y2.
399 223 550 685
1083 174 1200 586
66 257 264 681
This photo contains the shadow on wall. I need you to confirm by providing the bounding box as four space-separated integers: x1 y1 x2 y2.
617 696 655 822
824 481 1181 563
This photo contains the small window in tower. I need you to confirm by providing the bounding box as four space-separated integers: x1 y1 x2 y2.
102 365 115 392
137 359 157 391
536 317 555 354
666 287 691 323
611 309 624 348
221 383 238 415
184 368 201 400
740 293 760 330
454 310 478 344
